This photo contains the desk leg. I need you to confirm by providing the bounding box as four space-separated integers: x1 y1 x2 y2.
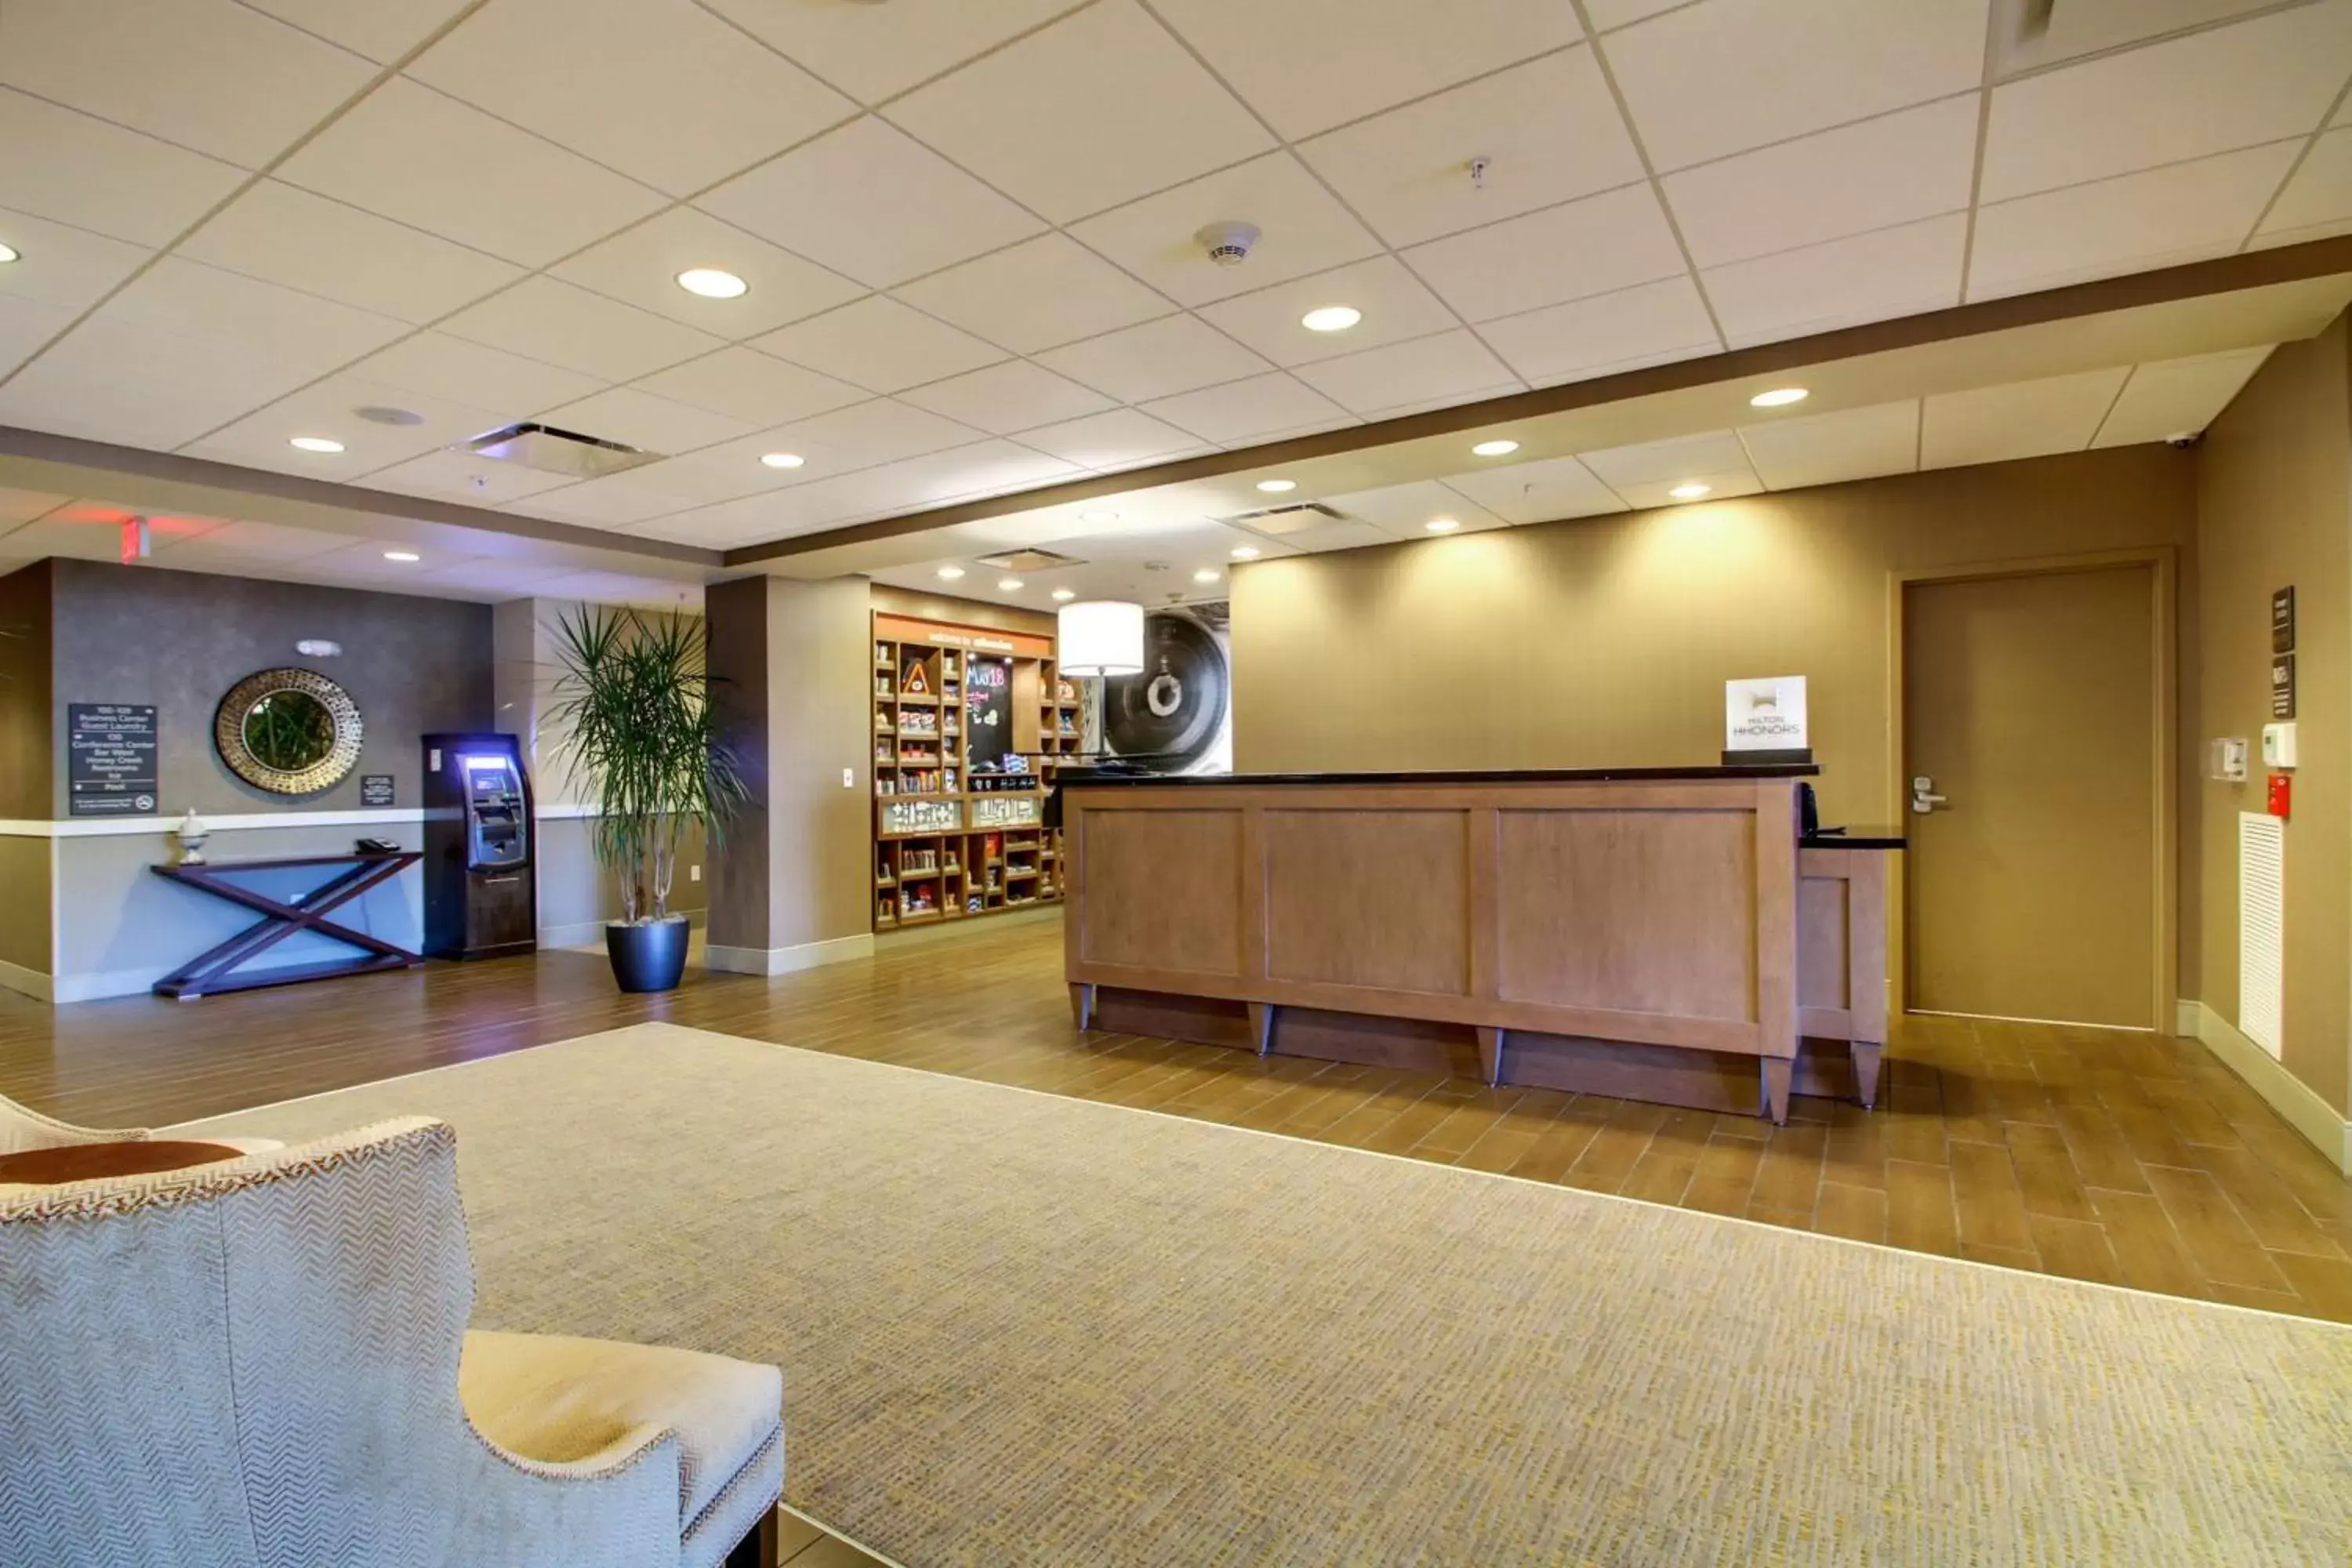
1475 1026 1506 1087
1851 1041 1885 1110
1761 1058 1794 1125
1247 1002 1276 1057
1069 983 1097 1031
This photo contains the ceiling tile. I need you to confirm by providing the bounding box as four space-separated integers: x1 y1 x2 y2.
886 1 1272 223
1012 408 1207 470
408 0 854 198
1034 314 1273 403
1152 0 1582 140
508 470 708 528
350 332 604 417
760 397 985 471
1921 366 2131 468
1439 454 1626 523
1297 49 1646 248
1602 0 1988 171
1585 0 1689 27
1292 330 1520 416
1664 96 1979 268
238 0 477 64
1737 399 1920 489
1066 152 1385 307
1250 517 1399 554
1981 2 2352 203
899 361 1115 435
2092 347 2273 448
0 355 281 449
699 0 1080 106
179 371 507 480
0 88 246 247
1478 276 1720 386
577 438 794 509
442 278 724 382
539 387 758 456
1611 468 1766 510
1142 372 1353 445
632 347 866 427
894 234 1172 353
1704 212 1966 347
1327 479 1511 538
278 78 667 267
357 448 581 506
0 488 68 525
151 517 352 564
1581 430 1750 488
1197 256 1457 366
1968 141 2300 300
0 208 152 317
0 294 74 379
89 254 407 397
551 207 866 339
1403 185 1687 322
2256 126 2352 245
647 441 1081 546
696 116 1045 289
0 0 375 168
749 296 1007 394
176 180 522 324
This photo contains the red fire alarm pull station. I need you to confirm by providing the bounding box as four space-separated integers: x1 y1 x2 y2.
2267 772 2292 819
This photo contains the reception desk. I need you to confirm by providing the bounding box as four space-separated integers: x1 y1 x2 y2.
1059 768 1896 1123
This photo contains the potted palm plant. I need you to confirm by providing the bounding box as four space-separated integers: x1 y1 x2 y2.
546 605 747 993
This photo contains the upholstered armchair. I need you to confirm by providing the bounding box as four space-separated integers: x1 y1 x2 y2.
0 1116 785 1568
0 1093 155 1153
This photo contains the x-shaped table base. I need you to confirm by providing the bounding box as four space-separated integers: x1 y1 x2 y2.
148 851 426 1000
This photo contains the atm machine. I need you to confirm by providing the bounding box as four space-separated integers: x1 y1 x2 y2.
422 733 537 960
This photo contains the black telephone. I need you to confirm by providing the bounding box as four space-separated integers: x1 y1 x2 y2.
355 836 402 854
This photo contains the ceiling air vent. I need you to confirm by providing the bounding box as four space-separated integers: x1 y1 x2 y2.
977 547 1087 572
1225 503 1346 536
455 423 663 479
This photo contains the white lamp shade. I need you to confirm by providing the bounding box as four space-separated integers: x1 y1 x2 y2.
1058 600 1144 677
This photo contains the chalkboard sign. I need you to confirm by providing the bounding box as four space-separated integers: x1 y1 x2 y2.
964 656 1013 774
360 774 395 807
67 702 159 817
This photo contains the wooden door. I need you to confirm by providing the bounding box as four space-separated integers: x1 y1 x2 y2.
1903 563 2158 1028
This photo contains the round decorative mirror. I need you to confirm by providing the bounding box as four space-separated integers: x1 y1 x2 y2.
213 667 364 796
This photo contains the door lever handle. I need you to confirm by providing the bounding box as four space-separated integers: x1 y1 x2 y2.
1910 790 1947 814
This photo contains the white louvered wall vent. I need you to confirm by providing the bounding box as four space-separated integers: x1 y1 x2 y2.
2238 811 2285 1059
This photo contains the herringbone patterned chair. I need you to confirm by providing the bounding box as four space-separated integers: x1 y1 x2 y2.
0 1116 785 1568
0 1094 155 1154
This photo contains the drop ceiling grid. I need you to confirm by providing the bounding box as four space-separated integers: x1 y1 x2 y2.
0 0 2344 554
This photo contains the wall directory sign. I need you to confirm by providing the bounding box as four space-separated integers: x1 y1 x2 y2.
360 774 395 808
67 702 160 816
2272 652 2297 720
2271 586 2296 656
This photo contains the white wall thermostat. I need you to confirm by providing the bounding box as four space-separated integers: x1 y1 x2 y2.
2262 721 2298 770
2208 738 2249 782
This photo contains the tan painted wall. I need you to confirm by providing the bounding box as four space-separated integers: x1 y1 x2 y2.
0 561 53 822
706 575 873 955
1231 444 2203 987
0 837 49 978
2194 316 2351 1114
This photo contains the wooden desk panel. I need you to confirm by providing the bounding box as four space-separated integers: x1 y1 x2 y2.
1065 777 1811 1119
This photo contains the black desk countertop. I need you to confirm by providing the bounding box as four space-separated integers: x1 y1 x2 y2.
1056 763 1821 788
1802 827 1906 851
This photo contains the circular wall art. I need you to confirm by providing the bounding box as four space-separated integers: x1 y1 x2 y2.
212 667 365 796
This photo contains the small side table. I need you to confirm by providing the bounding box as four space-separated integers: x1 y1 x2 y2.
148 851 425 1000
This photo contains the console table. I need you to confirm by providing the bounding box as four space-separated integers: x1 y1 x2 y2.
148 851 424 1000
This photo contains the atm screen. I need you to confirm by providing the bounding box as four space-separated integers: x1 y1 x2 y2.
460 754 528 871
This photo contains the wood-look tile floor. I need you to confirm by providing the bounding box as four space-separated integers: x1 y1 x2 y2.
5 913 2349 1330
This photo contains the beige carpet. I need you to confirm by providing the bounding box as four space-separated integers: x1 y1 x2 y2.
187 1023 2352 1566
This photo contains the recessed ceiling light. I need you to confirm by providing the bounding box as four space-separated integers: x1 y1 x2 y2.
999 577 1024 591
1301 305 1361 332
383 550 420 563
676 267 748 299
1193 568 1221 583
1471 439 1519 458
1749 387 1809 408
1256 478 1296 493
937 565 964 580
760 452 804 469
1425 517 1460 533
1051 587 1076 601
1230 546 1261 560
1079 508 1120 523
289 436 344 453
0 243 21 265
1668 481 1711 500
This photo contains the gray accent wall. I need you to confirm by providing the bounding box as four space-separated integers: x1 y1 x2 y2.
47 560 492 817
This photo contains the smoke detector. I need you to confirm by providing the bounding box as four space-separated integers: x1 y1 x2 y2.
1196 221 1260 267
